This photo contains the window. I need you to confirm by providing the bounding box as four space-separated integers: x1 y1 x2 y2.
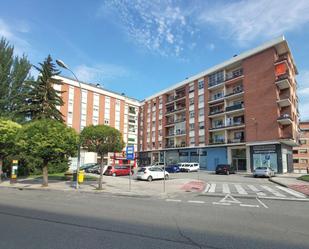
199 108 204 116
190 111 195 118
104 119 109 125
300 159 308 164
208 70 224 87
300 139 307 145
190 137 195 144
199 121 204 129
293 159 299 163
190 123 195 131
198 79 204 89
293 150 298 154
189 98 194 105
198 95 204 103
189 84 195 93
199 136 205 144
299 149 308 154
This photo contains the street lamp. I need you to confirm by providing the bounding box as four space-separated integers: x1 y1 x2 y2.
56 59 82 189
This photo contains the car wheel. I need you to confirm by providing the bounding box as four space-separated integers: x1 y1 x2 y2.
147 176 153 182
112 173 116 177
253 175 257 178
226 171 230 175
165 174 169 180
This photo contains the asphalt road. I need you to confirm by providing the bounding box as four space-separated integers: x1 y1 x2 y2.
0 188 308 249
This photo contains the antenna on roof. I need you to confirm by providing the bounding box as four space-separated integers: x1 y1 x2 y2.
233 54 238 57
121 93 125 96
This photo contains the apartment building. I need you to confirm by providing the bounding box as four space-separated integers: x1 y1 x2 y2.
138 36 299 173
54 76 140 166
293 122 309 173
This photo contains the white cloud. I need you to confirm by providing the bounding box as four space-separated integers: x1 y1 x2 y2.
297 70 309 95
74 64 130 84
299 102 309 121
98 1 196 56
198 0 309 45
0 19 31 56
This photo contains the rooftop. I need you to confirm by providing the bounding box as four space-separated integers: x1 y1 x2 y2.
142 36 297 102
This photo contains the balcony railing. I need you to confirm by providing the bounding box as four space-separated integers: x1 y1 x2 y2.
209 95 224 102
225 68 243 81
165 144 175 148
175 143 187 148
209 109 224 115
208 79 224 88
174 117 186 123
209 138 225 144
225 103 244 112
225 88 244 97
210 121 244 130
227 138 245 144
175 93 186 100
175 130 186 136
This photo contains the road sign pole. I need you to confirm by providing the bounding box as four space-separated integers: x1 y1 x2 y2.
126 145 134 192
163 151 166 193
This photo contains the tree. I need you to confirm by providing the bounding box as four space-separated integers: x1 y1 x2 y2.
0 37 32 121
0 119 21 182
18 55 64 122
80 125 125 190
16 119 79 186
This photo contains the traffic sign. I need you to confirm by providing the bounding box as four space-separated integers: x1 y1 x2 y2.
126 145 134 160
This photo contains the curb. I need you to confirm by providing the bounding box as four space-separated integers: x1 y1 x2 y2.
268 177 288 188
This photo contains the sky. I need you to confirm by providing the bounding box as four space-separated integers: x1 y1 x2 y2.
0 0 309 120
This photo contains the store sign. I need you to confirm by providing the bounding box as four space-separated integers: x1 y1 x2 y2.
252 145 276 154
126 146 135 160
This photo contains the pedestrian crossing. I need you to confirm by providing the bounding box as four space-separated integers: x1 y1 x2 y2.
204 183 307 199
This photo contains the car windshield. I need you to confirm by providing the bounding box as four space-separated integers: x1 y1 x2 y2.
138 168 146 172
256 167 267 170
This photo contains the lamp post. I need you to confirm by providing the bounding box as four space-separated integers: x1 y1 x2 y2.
56 59 82 189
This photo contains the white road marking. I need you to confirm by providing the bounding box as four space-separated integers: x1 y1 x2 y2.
239 204 259 208
256 197 268 209
188 200 205 204
222 183 230 194
247 185 266 196
275 186 306 198
219 194 241 204
208 183 216 193
166 199 181 202
234 184 248 195
261 185 286 197
204 183 210 193
213 202 231 206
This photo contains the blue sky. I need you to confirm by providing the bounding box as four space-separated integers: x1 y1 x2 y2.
1 0 309 119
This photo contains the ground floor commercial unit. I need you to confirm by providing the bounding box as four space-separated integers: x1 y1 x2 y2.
138 142 293 174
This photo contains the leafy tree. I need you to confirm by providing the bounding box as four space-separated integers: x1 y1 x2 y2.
16 119 79 186
80 125 125 190
0 37 32 121
0 119 21 182
19 55 64 122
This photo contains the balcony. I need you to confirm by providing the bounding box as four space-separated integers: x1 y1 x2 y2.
175 142 187 148
208 95 224 104
225 88 244 99
225 68 243 82
225 103 244 112
165 143 175 148
175 93 186 101
277 114 293 125
227 138 245 144
277 97 291 107
275 74 292 90
174 117 186 123
209 138 226 145
175 130 186 136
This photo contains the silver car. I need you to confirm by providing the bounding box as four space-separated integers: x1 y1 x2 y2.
253 167 275 178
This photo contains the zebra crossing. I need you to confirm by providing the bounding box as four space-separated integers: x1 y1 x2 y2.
204 182 307 199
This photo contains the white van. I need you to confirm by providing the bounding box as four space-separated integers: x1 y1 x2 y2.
179 162 200 172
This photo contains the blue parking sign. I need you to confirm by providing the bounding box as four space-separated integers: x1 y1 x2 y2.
126 145 135 160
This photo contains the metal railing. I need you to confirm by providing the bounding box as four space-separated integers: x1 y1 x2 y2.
225 103 244 112
225 68 243 81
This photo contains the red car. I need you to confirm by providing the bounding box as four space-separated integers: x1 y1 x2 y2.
104 165 134 177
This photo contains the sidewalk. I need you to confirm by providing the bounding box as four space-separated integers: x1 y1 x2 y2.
0 175 199 198
270 174 309 196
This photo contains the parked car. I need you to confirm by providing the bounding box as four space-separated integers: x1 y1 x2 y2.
136 166 169 182
253 167 275 178
80 163 98 171
86 165 100 174
179 163 200 172
164 164 180 173
104 165 134 177
215 164 235 175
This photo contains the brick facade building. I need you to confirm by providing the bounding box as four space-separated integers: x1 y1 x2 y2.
138 36 299 173
293 122 309 173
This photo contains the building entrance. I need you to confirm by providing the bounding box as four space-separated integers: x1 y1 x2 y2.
231 148 247 171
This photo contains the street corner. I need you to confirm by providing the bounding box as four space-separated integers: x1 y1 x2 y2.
289 185 309 196
181 180 206 192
